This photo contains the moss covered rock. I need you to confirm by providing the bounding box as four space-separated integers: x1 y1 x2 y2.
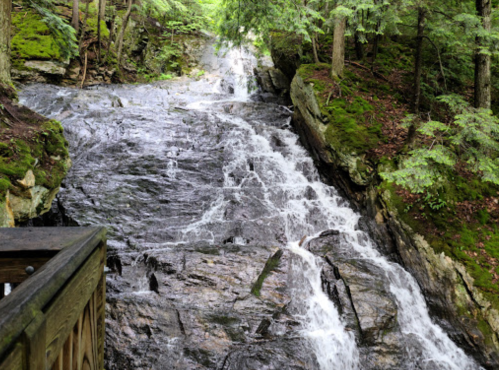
0 86 71 226
290 67 499 367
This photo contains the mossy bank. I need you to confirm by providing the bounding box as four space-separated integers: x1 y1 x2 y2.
0 85 71 226
290 63 499 368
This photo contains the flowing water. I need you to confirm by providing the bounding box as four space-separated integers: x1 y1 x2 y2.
19 42 482 369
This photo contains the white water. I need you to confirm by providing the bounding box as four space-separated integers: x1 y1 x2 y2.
181 49 481 369
21 44 482 368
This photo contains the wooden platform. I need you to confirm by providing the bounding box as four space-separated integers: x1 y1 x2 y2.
0 227 107 370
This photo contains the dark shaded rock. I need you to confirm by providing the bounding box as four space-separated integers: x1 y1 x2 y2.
220 339 318 370
269 32 303 81
149 273 159 294
320 229 340 237
253 67 291 105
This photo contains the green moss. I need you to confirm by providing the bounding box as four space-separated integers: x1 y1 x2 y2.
11 12 62 61
380 177 499 311
0 119 69 202
0 140 35 178
297 63 330 80
208 315 239 326
323 97 382 153
251 250 283 297
83 3 110 38
0 178 11 199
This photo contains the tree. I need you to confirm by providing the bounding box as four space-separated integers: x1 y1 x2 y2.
331 15 346 78
116 0 133 68
72 0 79 33
98 0 106 61
474 0 491 109
0 0 12 86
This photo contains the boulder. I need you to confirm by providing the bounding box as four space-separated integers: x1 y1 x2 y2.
24 60 67 75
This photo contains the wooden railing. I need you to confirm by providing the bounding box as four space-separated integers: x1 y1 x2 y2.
0 227 107 370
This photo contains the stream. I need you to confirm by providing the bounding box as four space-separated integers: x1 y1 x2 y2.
20 40 483 369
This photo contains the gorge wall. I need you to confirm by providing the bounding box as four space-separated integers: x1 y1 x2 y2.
289 65 499 369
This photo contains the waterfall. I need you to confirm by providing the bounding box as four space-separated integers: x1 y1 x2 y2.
19 43 483 370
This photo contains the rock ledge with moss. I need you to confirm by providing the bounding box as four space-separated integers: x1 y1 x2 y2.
0 85 71 227
290 63 499 368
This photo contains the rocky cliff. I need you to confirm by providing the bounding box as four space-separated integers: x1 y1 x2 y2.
290 66 499 369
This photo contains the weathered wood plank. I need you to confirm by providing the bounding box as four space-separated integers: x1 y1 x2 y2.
45 245 105 366
0 257 51 284
62 330 73 370
0 342 23 370
23 311 47 370
0 227 101 253
51 351 63 370
0 227 106 362
80 295 98 370
74 315 83 370
96 266 106 367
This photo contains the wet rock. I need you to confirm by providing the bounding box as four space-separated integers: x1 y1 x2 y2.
319 229 340 237
308 234 406 368
291 69 499 367
105 244 312 369
24 60 67 75
254 67 291 105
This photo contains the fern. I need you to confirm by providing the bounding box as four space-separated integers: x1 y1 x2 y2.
26 0 78 60
382 95 499 192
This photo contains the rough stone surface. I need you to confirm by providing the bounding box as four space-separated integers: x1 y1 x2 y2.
24 60 67 75
306 233 407 368
253 67 291 105
0 194 15 228
290 71 499 369
290 73 371 187
16 169 35 189
105 243 318 370
8 185 60 222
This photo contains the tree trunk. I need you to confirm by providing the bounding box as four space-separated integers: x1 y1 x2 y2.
331 16 346 79
97 0 106 61
79 0 90 50
355 32 364 60
371 24 380 70
406 7 426 148
117 0 133 68
0 0 12 86
412 7 426 114
475 0 491 109
72 0 79 33
312 34 319 64
105 15 115 62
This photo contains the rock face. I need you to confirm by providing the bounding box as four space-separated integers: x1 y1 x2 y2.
105 237 430 369
0 166 70 227
253 67 291 105
24 60 67 76
0 88 71 227
290 69 499 368
105 243 318 369
269 32 303 81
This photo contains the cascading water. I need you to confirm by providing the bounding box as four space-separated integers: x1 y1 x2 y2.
19 41 483 369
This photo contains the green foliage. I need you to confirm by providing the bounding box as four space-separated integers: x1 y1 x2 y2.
382 96 499 192
156 42 182 71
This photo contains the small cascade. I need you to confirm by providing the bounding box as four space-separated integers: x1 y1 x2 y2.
289 241 360 370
